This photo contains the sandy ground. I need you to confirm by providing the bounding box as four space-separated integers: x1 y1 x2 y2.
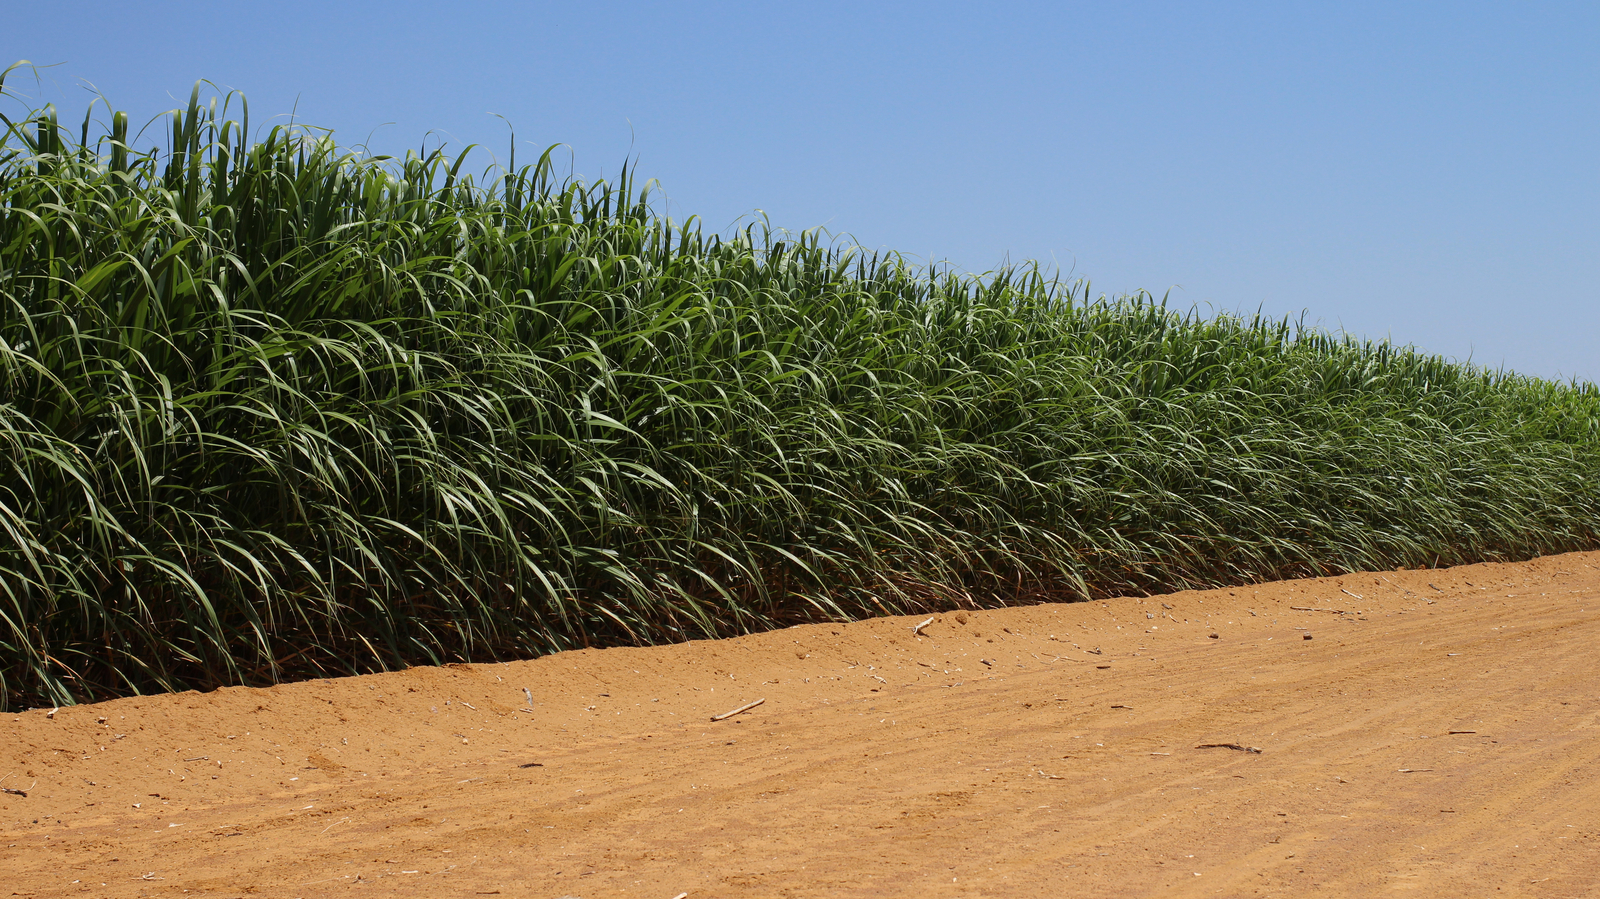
4 553 1600 898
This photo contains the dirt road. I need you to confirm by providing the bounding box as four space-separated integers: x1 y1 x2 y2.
5 553 1599 897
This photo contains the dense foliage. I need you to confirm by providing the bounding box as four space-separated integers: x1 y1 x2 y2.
3 79 1598 709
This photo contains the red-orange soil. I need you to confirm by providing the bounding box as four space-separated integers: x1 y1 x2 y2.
5 552 1600 898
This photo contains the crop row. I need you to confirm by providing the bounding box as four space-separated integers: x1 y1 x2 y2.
2 77 1597 709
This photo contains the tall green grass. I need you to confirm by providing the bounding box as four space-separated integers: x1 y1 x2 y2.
3 75 1599 709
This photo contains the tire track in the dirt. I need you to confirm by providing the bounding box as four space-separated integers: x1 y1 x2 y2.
1162 594 1600 898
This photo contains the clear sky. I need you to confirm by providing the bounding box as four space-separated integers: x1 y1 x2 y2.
8 1 1598 382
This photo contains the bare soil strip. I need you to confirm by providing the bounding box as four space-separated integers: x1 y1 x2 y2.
5 553 1600 897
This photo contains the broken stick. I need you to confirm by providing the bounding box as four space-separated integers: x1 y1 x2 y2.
911 616 935 635
711 698 765 721
0 773 34 798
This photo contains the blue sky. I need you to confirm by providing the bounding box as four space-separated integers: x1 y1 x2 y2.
8 1 1598 381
